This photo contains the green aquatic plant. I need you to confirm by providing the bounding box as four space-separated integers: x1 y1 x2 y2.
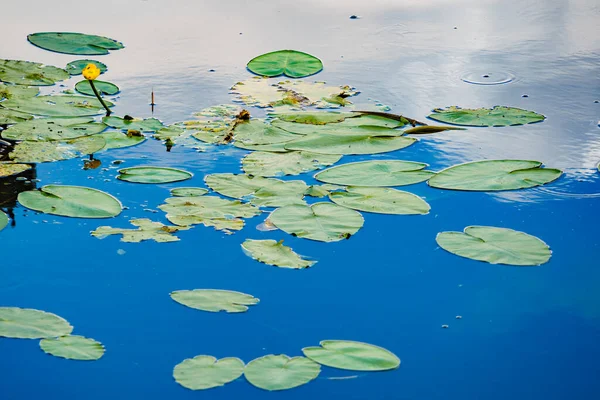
174 356 245 390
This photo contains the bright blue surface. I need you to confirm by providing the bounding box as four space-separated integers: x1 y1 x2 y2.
1 0 600 399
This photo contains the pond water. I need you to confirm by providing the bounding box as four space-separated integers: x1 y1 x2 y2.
1 0 599 398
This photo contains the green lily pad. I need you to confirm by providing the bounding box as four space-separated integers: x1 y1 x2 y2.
170 187 208 197
103 116 164 132
1 95 114 117
270 112 360 125
428 106 545 126
27 32 124 55
75 80 119 96
40 335 105 360
154 125 185 141
272 120 402 136
18 185 122 218
244 355 321 391
436 226 551 266
304 184 344 198
174 356 245 390
242 239 316 269
0 82 39 100
1 117 106 141
98 131 146 150
91 218 190 243
0 106 33 124
315 160 435 187
283 133 415 155
0 211 8 231
0 163 32 177
205 173 307 207
270 202 364 242
302 340 400 371
231 120 301 146
427 160 562 191
329 187 430 215
233 141 290 153
247 50 323 78
403 125 466 134
170 289 259 313
0 307 73 339
242 151 341 177
117 166 192 184
0 59 69 86
65 59 107 75
9 135 106 163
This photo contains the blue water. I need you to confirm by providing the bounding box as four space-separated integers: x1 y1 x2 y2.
1 0 600 399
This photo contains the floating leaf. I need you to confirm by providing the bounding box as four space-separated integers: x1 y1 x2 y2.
40 335 105 360
0 59 69 86
103 116 164 132
0 106 33 124
403 125 466 134
0 82 39 100
9 135 106 163
65 59 107 75
0 307 73 339
205 173 307 207
230 78 291 108
271 112 405 128
91 218 190 243
304 184 344 198
427 160 562 191
177 104 242 142
232 120 301 146
170 187 208 197
242 239 316 269
98 131 146 150
329 187 430 215
18 185 122 218
428 106 545 127
117 166 192 184
174 356 245 390
247 50 323 78
242 151 341 177
315 160 434 187
277 81 358 108
2 95 114 117
0 211 7 231
436 226 551 266
233 141 290 153
1 117 106 141
270 202 363 242
75 80 119 96
0 163 32 177
283 133 415 155
271 111 359 125
272 120 402 136
244 355 321 391
302 340 400 371
154 125 185 140
27 32 124 55
170 289 259 313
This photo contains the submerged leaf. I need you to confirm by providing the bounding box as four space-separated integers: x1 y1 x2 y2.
242 239 316 269
65 59 107 75
75 80 119 96
329 187 430 215
0 59 69 86
244 355 321 391
302 340 400 371
117 166 192 184
170 289 259 313
428 106 545 126
242 151 341 177
247 50 323 78
0 307 73 339
174 356 245 390
91 218 190 243
2 95 114 117
27 32 124 55
1 117 106 141
315 160 434 187
40 335 105 361
9 135 106 163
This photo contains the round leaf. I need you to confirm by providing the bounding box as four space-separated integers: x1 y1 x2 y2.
242 151 341 177
170 289 259 313
170 187 208 197
40 335 105 360
1 95 114 117
103 116 164 132
0 59 69 86
242 239 316 269
244 355 321 391
436 226 551 266
27 32 124 55
427 160 562 191
329 187 430 215
0 82 39 100
0 107 33 124
0 307 73 339
1 117 106 141
75 80 119 96
270 202 364 242
174 355 244 390
315 160 434 187
117 166 192 184
98 131 146 150
284 134 415 155
302 340 400 371
428 106 545 126
18 185 122 218
65 59 107 75
271 111 360 125
247 50 323 78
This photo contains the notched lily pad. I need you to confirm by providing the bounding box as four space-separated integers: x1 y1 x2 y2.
75 80 119 96
170 187 208 197
244 354 321 391
0 59 69 86
117 166 192 184
174 356 245 390
0 307 73 339
170 289 259 313
329 187 430 215
302 340 400 371
428 106 545 126
91 218 190 243
315 160 434 187
40 335 105 361
247 50 323 78
66 59 107 75
28 32 124 55
242 239 316 269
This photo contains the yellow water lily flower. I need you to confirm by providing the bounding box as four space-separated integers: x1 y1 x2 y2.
82 63 101 80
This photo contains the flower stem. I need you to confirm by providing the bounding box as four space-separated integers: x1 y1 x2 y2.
88 80 111 116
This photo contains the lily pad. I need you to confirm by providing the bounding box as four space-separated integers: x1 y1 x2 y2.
329 187 430 215
271 111 359 125
304 184 344 198
0 107 33 124
271 112 404 128
436 226 551 266
283 133 415 155
0 307 73 339
103 116 164 132
0 59 69 86
27 32 124 55
232 120 301 146
403 125 466 134
1 117 107 141
117 166 192 184
315 160 434 187
91 218 190 243
10 135 106 163
170 187 208 197
242 151 341 177
428 106 545 126
270 202 364 242
302 340 400 371
0 82 39 100
18 185 122 218
75 80 119 96
230 78 292 108
277 81 358 108
40 335 105 361
247 50 323 78
1 95 114 117
427 160 562 191
233 141 290 153
170 289 259 313
0 163 32 177
174 356 245 390
205 173 307 207
272 120 403 137
242 239 316 269
0 211 8 231
244 355 321 391
65 59 107 75
98 131 146 150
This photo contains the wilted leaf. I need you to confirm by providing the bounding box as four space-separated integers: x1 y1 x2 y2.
10 135 106 163
242 239 316 269
92 218 190 242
